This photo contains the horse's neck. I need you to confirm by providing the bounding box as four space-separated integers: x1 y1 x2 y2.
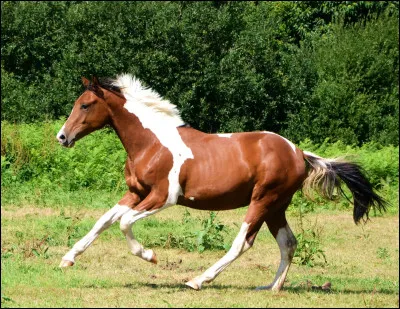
108 102 159 159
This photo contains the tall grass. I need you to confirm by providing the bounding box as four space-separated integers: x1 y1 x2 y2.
1 120 127 208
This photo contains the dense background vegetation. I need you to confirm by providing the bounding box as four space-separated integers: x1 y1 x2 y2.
1 1 399 145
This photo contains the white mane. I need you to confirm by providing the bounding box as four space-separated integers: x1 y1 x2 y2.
112 74 184 127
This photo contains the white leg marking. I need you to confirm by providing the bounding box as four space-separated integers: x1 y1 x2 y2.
60 204 131 265
256 224 297 291
186 222 251 290
120 207 167 262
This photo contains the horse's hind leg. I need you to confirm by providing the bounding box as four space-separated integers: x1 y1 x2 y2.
185 206 265 290
59 191 138 267
256 210 297 291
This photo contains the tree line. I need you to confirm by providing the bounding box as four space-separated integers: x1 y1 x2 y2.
1 1 398 145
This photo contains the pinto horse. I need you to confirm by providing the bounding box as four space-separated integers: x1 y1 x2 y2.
56 74 386 291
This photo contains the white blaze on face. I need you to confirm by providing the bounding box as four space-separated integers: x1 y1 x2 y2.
115 75 194 206
57 101 80 145
56 124 66 141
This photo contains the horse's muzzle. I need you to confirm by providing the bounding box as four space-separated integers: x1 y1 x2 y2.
56 132 75 148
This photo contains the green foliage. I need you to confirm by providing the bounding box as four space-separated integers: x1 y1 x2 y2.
293 207 327 267
1 1 398 145
145 211 229 253
294 229 327 267
282 11 399 145
376 247 390 260
1 292 14 306
194 211 229 252
1 120 126 192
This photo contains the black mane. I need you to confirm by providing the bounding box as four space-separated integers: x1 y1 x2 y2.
86 77 122 94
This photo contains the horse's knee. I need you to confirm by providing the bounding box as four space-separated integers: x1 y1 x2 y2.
119 215 132 234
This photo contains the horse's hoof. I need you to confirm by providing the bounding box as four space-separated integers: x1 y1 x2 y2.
150 252 158 264
185 280 201 290
321 281 331 291
59 259 74 267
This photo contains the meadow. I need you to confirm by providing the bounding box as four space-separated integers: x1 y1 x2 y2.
1 121 399 308
1 205 398 308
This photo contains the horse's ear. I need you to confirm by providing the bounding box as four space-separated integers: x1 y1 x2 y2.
90 76 104 98
81 77 90 87
92 76 100 85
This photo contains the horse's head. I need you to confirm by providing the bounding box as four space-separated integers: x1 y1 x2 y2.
57 76 111 147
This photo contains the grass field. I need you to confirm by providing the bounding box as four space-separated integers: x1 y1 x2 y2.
1 200 398 308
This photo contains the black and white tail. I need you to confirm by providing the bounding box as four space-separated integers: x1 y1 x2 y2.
302 151 388 224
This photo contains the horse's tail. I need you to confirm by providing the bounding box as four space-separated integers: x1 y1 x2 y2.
302 151 388 224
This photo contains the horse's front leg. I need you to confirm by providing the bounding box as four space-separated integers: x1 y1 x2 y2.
59 192 139 267
119 191 171 264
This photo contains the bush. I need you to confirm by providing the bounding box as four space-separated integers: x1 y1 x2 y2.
1 2 398 145
283 12 399 145
1 120 126 192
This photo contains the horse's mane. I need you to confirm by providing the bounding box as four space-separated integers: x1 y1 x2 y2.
106 74 184 124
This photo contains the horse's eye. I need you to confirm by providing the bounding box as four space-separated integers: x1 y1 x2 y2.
81 104 89 110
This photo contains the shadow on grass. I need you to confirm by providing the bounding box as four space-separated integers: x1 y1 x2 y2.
135 282 253 291
126 281 397 295
284 285 397 295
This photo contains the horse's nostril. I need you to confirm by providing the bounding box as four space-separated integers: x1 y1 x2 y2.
59 134 65 140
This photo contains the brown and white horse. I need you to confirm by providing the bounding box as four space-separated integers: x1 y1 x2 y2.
56 74 386 291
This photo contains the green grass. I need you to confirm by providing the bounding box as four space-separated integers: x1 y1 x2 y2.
1 202 398 308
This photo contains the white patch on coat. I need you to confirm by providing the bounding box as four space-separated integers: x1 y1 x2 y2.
217 133 232 138
114 74 194 206
264 131 296 153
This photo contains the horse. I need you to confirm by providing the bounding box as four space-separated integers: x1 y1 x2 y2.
56 74 387 291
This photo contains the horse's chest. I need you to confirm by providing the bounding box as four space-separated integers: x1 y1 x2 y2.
125 148 174 188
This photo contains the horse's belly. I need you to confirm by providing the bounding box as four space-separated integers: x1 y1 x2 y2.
177 185 253 210
178 162 254 210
